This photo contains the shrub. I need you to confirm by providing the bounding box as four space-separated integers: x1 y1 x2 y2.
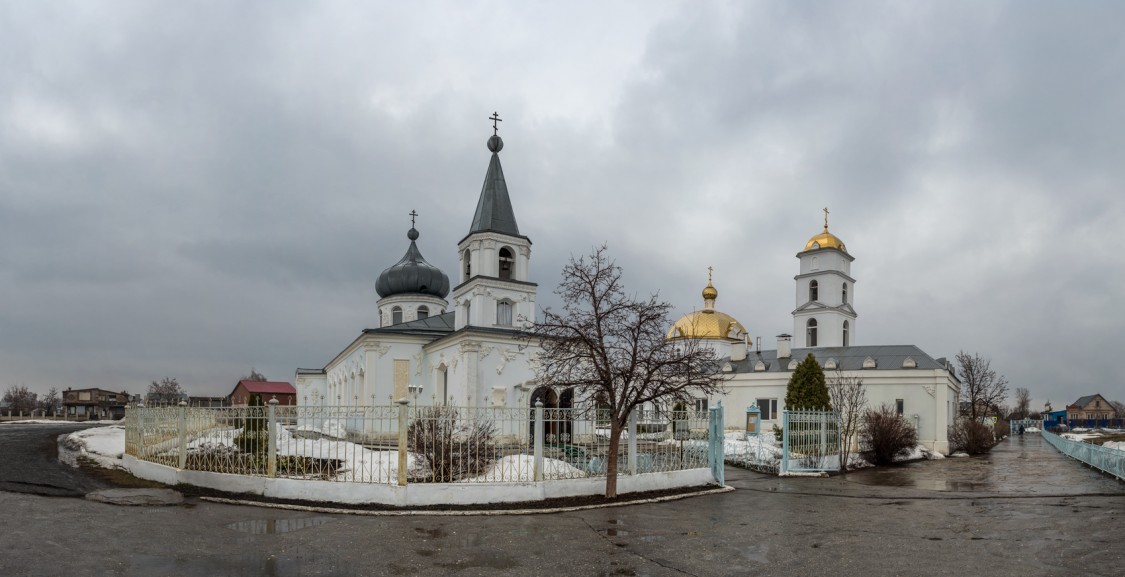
860 403 917 465
948 419 996 455
407 406 497 482
235 393 268 455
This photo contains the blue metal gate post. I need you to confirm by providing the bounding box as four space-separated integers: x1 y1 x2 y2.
708 401 724 486
781 409 789 475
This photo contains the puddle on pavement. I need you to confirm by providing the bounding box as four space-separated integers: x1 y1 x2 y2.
742 544 769 564
129 553 357 577
600 528 630 537
226 516 334 535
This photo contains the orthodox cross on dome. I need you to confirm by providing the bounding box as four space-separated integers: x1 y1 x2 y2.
489 111 502 136
708 265 713 283
823 207 830 231
409 209 418 228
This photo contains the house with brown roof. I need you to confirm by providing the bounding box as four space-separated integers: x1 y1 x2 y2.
228 380 297 407
63 388 130 420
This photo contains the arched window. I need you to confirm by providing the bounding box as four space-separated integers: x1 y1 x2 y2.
417 305 429 320
499 247 514 280
842 320 849 347
842 283 848 304
463 250 471 279
496 300 513 326
809 280 819 302
391 306 403 325
806 318 818 347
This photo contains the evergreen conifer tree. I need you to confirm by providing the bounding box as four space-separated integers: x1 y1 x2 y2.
785 353 831 410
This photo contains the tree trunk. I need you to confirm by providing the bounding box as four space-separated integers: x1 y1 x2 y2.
604 421 623 498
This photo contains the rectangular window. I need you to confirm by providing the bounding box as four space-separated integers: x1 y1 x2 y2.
693 398 708 414
756 398 778 420
896 399 905 416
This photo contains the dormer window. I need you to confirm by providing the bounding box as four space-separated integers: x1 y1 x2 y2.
824 358 837 370
499 247 514 280
809 280 819 302
902 357 917 369
862 356 877 369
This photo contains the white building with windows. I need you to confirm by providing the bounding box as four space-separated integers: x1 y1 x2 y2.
667 215 961 454
295 128 562 414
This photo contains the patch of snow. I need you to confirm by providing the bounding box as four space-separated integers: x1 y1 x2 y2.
950 451 970 458
59 426 127 470
1102 441 1125 452
1024 426 1040 433
462 455 585 482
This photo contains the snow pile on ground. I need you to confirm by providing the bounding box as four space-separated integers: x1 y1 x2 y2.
1101 441 1125 452
723 431 782 470
949 451 970 458
2 419 73 425
895 445 946 462
295 419 348 439
1024 426 1040 433
462 455 584 482
59 425 127 470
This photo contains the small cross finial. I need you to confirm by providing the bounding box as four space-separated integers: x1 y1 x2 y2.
409 210 418 228
823 207 830 231
707 265 713 283
489 111 502 136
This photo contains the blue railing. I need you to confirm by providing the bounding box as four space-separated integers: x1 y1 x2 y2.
1041 429 1125 481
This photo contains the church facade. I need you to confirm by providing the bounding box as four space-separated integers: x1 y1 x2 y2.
294 128 554 415
668 216 961 454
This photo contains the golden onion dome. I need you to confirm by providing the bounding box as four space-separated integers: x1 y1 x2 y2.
667 273 747 341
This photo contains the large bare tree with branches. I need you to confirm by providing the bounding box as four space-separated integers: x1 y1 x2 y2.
526 245 726 498
956 351 1009 423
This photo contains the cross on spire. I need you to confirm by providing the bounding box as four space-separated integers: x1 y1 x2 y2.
489 111 502 136
409 209 418 228
823 207 830 231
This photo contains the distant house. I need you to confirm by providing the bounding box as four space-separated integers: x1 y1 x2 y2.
228 380 297 407
1066 394 1114 422
187 396 230 408
63 388 129 420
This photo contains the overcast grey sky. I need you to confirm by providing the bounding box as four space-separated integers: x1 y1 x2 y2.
2 1 1122 409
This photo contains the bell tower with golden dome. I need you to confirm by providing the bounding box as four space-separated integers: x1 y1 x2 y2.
792 208 856 348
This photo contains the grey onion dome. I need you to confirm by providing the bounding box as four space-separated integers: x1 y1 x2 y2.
375 228 450 298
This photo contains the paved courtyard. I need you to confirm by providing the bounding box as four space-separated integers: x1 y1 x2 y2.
1 425 1122 577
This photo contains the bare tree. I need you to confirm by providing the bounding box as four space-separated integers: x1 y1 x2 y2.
2 384 38 415
526 245 726 498
1112 400 1125 419
241 368 268 382
38 387 60 416
828 370 866 473
1013 388 1031 420
956 351 1009 423
147 377 185 406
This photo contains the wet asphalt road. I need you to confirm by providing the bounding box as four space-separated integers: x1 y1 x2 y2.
0 422 116 497
1 426 1123 577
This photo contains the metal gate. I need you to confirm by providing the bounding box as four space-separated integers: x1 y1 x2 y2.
781 409 839 475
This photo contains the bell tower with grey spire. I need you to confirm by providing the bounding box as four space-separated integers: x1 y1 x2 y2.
452 113 537 330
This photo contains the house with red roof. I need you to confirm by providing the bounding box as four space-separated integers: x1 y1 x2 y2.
228 380 297 407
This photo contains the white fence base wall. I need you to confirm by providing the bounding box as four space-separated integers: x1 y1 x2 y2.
122 455 716 506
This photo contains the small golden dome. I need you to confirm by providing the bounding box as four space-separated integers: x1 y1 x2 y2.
803 229 847 253
803 207 847 253
702 281 718 301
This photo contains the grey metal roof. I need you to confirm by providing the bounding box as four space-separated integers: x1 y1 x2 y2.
468 136 521 238
729 344 952 374
1070 394 1107 407
364 311 457 337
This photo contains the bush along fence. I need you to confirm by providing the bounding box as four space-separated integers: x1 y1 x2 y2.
123 400 724 490
1042 428 1125 481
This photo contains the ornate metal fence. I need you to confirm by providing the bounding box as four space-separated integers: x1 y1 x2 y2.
1042 429 1125 481
781 409 840 474
124 401 722 486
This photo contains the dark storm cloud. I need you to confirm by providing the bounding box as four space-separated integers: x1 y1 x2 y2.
2 1 1122 408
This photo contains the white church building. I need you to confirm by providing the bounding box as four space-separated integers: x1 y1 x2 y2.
667 215 961 454
294 122 959 454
